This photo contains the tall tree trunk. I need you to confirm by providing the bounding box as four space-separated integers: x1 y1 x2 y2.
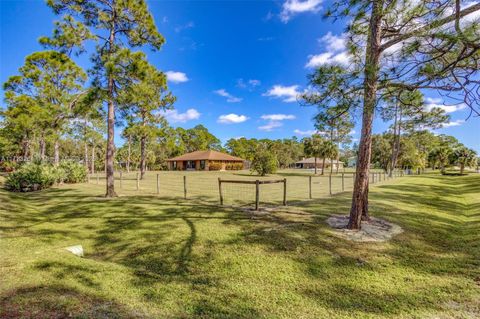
314 157 317 175
460 163 464 174
22 136 29 159
127 136 131 173
322 157 325 175
84 142 89 172
348 0 383 230
91 145 95 174
39 135 46 161
336 142 340 174
54 139 60 165
105 17 117 197
140 137 146 179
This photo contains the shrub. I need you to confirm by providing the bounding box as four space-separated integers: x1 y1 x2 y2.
5 163 63 192
59 161 88 183
208 162 222 171
226 162 243 170
0 161 18 172
251 149 278 176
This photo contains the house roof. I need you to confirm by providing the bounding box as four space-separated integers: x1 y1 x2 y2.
167 150 245 162
296 157 343 164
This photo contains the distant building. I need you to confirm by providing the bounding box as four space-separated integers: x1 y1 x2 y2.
295 157 344 170
166 150 245 171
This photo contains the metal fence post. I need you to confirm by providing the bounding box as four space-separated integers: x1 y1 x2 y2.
218 178 223 205
341 173 344 192
309 176 312 199
136 172 139 190
283 178 287 206
119 171 122 189
156 174 160 194
183 175 187 199
255 180 260 211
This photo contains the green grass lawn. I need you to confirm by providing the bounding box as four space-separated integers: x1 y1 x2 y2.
0 172 479 318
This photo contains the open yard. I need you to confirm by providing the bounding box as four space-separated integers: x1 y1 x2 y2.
1 172 479 318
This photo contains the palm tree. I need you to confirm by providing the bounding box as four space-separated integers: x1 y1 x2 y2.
303 134 325 175
454 147 477 174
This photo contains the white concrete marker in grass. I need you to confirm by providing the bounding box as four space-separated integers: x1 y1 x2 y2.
65 245 84 257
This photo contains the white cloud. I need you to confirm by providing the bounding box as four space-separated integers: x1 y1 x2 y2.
280 0 323 23
259 121 283 131
175 21 194 33
162 108 200 123
236 79 261 90
321 32 347 51
262 84 301 102
165 71 189 83
214 89 242 103
442 119 465 128
306 32 351 68
218 113 249 124
261 114 296 121
293 129 318 136
424 97 467 113
249 79 261 86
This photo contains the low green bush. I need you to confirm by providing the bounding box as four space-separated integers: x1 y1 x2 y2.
5 163 63 192
60 160 88 183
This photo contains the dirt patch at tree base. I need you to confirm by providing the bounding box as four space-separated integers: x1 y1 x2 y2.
326 214 403 242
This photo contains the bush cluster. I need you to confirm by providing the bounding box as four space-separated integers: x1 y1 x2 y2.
60 160 88 183
208 162 222 171
0 161 18 172
4 161 87 192
225 162 243 170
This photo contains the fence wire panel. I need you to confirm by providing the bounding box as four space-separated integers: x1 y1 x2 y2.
222 182 255 206
259 182 284 206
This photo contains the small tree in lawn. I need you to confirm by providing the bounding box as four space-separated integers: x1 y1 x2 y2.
251 146 278 176
430 147 453 174
453 147 477 174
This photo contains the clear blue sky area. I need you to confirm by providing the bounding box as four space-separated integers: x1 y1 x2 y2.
1 0 478 151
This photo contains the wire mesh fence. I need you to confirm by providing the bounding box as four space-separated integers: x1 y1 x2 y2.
86 169 405 209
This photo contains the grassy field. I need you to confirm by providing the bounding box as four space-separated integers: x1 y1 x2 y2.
0 172 479 318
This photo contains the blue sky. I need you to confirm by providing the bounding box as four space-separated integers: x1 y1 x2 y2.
1 0 478 152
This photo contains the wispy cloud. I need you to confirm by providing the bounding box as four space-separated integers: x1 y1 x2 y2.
261 114 296 121
258 114 295 132
424 97 467 113
259 121 283 131
257 36 275 42
214 89 242 103
165 71 189 83
236 79 261 90
262 85 301 103
306 32 351 68
218 114 249 124
280 0 323 23
442 119 465 128
293 129 318 136
162 108 200 123
175 21 194 33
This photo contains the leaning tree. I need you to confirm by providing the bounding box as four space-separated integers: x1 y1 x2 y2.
301 0 480 229
43 0 165 196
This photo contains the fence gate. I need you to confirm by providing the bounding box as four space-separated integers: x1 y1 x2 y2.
218 178 287 210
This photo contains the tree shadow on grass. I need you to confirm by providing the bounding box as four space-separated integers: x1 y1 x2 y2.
0 285 140 319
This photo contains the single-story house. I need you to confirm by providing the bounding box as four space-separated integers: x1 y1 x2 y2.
295 157 344 170
166 150 245 171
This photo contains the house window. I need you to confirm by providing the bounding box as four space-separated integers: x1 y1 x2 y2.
173 161 177 170
200 160 205 170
